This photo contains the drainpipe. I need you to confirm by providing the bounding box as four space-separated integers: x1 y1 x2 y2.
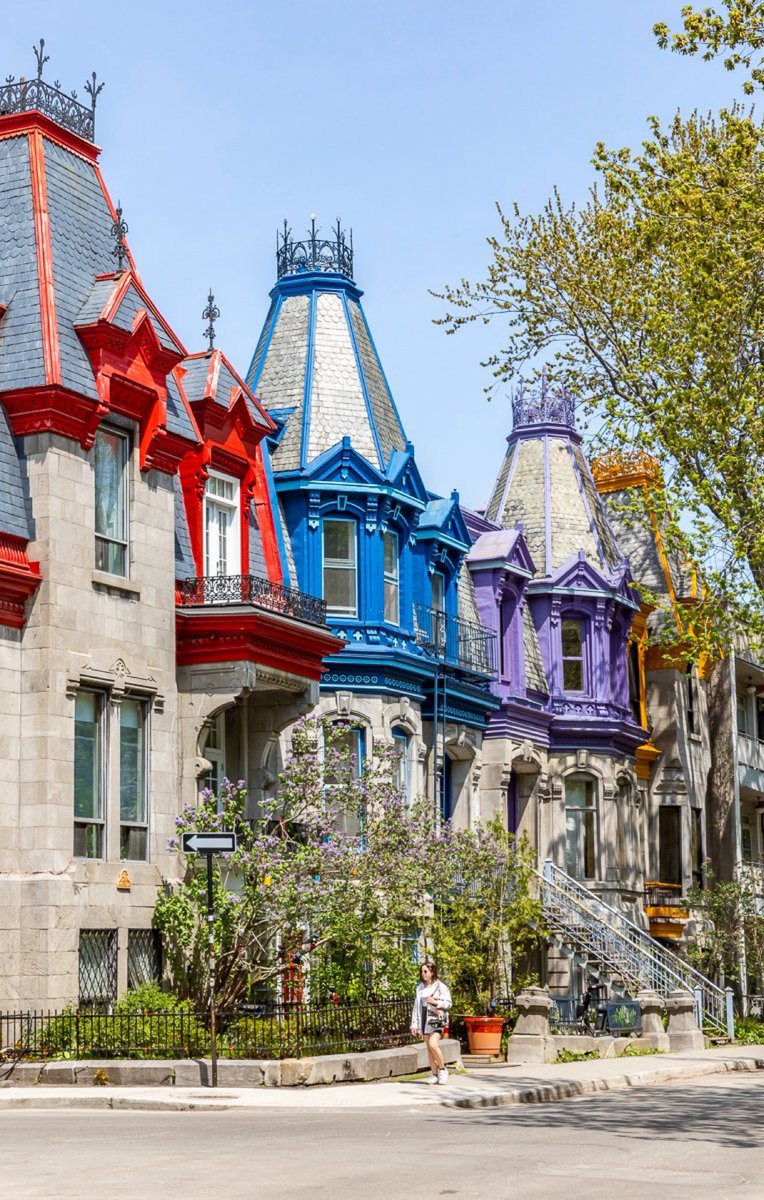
433 659 440 830
729 654 748 1011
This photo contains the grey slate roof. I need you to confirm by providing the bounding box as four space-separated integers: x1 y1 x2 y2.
247 287 407 473
166 371 199 444
457 566 482 628
248 510 267 579
173 475 196 580
523 606 548 693
601 487 694 600
0 136 45 392
486 430 624 578
179 356 211 404
0 401 31 539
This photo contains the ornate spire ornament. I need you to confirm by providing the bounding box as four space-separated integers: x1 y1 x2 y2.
512 368 576 430
276 216 354 280
0 40 104 141
202 290 220 351
110 202 129 272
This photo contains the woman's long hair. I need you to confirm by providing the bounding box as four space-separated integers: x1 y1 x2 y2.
419 960 439 983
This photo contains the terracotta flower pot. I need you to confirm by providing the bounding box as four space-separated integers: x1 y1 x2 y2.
464 1015 505 1055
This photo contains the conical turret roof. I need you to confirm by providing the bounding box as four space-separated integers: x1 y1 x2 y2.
485 380 623 578
246 220 407 474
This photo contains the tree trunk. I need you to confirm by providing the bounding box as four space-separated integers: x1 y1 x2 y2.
705 658 737 883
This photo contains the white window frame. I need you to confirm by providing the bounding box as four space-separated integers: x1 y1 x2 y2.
204 712 227 800
561 617 586 693
204 470 241 578
383 530 400 625
564 776 597 881
74 690 106 860
119 696 149 862
392 727 410 805
94 426 130 577
322 518 358 617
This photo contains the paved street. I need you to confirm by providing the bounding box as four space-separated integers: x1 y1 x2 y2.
2 1072 762 1200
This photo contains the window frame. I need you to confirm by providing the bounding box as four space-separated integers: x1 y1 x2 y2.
94 425 130 578
383 529 400 626
391 726 410 806
323 722 365 836
322 518 358 618
203 711 227 799
73 690 106 860
204 469 241 578
561 617 586 694
119 695 149 862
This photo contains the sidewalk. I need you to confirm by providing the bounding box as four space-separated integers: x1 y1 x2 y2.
0 1044 761 1111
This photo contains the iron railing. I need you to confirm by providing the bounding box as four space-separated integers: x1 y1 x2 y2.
413 603 497 678
540 860 732 1038
177 575 327 627
277 217 353 279
643 883 690 912
549 994 642 1035
0 998 413 1062
0 74 100 142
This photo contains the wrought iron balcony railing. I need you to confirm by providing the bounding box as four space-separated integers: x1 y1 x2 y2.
413 603 497 678
643 882 690 913
177 575 327 627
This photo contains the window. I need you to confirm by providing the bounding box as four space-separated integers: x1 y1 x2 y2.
204 471 240 577
737 693 751 737
757 697 764 741
79 929 117 1009
432 572 446 651
691 808 704 890
383 530 399 625
658 805 682 885
742 814 754 864
323 519 357 617
204 712 226 796
686 665 697 735
127 929 163 990
94 427 129 576
562 619 585 692
120 698 148 861
74 691 104 859
324 724 365 835
565 777 596 879
628 641 642 724
392 727 410 805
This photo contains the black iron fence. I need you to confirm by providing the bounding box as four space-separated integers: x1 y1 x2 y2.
177 574 327 627
643 883 689 911
549 995 642 1035
0 998 412 1062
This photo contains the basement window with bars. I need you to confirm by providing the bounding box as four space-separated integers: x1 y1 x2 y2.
79 929 117 1009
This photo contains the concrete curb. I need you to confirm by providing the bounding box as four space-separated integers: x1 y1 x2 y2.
444 1055 764 1110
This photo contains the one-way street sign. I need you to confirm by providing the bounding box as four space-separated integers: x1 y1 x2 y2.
181 831 238 854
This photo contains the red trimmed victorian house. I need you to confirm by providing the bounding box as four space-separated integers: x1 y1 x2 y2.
0 55 339 1009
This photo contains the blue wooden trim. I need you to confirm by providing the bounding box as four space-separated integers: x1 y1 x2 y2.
261 441 292 587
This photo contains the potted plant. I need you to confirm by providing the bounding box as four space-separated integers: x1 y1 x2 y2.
461 995 506 1055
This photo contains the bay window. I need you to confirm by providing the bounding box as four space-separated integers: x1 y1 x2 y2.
94 427 129 576
323 519 357 617
383 530 399 624
204 471 241 577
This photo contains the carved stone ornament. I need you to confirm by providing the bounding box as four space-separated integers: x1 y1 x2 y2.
116 870 132 892
335 691 353 717
576 748 588 769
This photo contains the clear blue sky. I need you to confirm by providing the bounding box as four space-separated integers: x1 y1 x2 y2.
6 3 740 508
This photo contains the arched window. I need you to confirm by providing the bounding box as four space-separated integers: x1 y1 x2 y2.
565 776 597 880
323 722 365 836
392 726 412 805
323 518 358 617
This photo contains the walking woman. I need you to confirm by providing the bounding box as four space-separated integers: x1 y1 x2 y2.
411 961 452 1084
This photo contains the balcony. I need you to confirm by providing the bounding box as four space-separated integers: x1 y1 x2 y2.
737 732 764 794
177 574 327 627
643 882 690 940
413 603 497 679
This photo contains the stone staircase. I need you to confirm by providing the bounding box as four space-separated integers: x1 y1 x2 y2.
539 860 734 1039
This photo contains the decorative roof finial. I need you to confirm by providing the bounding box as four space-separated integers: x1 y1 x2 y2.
203 289 220 351
276 216 354 280
84 71 104 117
512 370 576 430
111 202 129 273
33 39 49 81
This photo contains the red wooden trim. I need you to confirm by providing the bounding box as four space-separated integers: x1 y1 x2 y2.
0 111 101 162
206 350 221 400
28 131 61 386
0 534 41 629
2 384 107 448
176 608 342 678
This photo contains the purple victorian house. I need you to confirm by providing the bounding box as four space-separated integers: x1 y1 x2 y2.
464 380 648 979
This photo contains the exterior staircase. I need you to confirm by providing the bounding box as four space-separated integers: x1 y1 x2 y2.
539 860 734 1039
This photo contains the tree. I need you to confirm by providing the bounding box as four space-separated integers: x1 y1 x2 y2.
655 2 764 93
435 104 764 653
687 867 764 990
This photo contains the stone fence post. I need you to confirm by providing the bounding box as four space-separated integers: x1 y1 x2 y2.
506 986 553 1064
665 988 705 1052
636 989 670 1052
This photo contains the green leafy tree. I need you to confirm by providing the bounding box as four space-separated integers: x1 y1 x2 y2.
435 103 764 652
655 2 764 93
687 866 764 988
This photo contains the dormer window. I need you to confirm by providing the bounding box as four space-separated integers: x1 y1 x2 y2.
323 519 357 617
204 472 240 578
562 618 585 692
383 530 399 624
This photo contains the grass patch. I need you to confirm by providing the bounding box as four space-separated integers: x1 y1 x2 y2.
618 1043 665 1058
555 1048 599 1063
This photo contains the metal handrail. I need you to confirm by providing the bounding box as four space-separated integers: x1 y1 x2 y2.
413 603 497 677
540 860 731 1036
177 574 327 627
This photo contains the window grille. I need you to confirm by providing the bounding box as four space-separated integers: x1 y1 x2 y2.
127 929 163 990
79 929 117 1009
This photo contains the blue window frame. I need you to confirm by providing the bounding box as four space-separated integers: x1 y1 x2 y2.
322 519 358 617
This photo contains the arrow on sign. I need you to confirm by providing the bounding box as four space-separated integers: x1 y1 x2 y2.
181 831 238 854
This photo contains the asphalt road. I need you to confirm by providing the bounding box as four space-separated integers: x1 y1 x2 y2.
3 1072 762 1200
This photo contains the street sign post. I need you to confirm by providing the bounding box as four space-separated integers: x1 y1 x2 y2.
181 829 238 1087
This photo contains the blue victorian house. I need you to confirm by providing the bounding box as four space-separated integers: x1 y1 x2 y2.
246 222 497 822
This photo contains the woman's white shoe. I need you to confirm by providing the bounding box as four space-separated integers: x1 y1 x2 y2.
427 1073 439 1085
437 1068 449 1085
